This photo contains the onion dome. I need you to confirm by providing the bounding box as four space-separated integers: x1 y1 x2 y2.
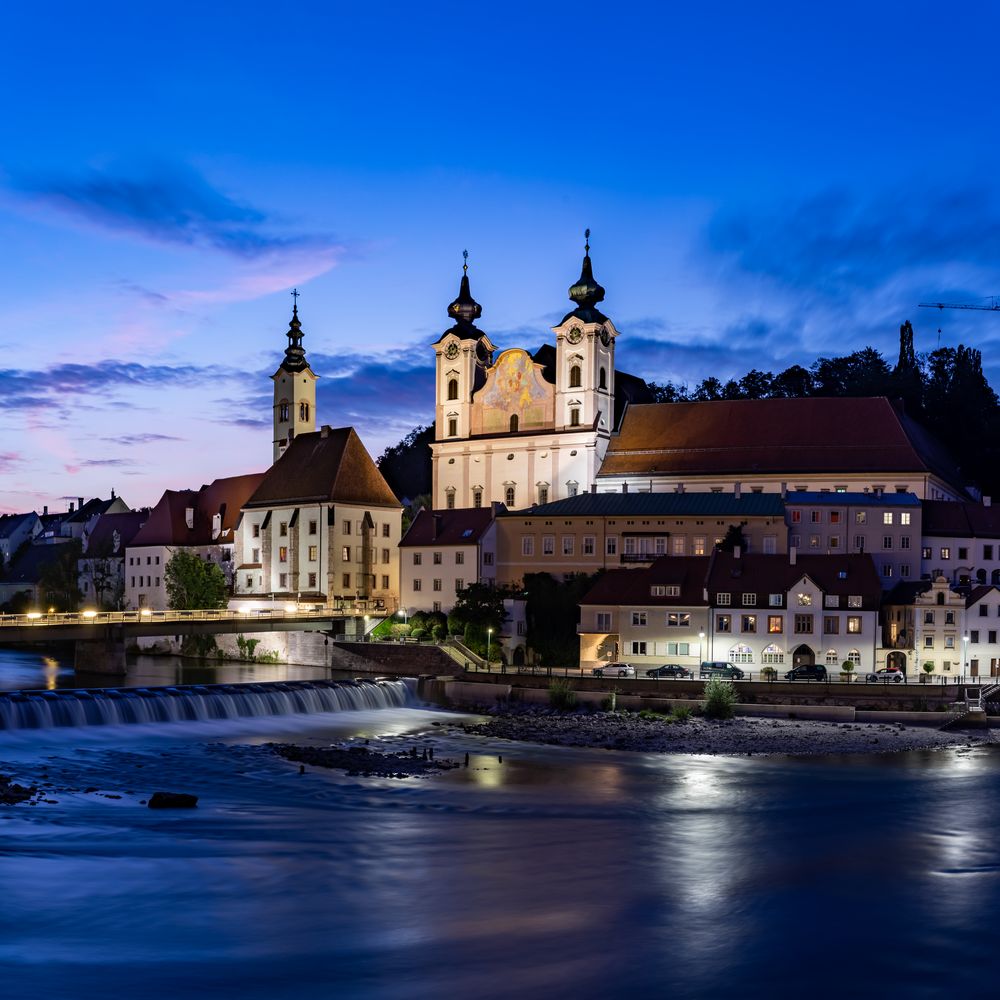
563 229 609 324
447 250 483 326
281 291 309 372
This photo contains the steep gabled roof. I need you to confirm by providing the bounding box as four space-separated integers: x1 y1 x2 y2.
0 512 39 540
923 500 1000 539
599 397 964 491
400 507 497 547
131 472 265 547
580 556 711 607
84 510 149 555
245 427 399 509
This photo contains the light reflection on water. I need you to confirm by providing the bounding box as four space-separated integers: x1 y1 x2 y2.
0 667 998 997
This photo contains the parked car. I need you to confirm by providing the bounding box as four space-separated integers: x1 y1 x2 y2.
592 663 636 678
699 661 746 680
784 664 828 681
645 664 693 679
866 667 905 684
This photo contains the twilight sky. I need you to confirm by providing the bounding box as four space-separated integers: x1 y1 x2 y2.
1 1 999 514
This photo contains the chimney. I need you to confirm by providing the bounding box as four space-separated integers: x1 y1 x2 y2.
491 500 504 515
69 502 75 513
78 497 84 509
622 483 629 493
780 481 787 500
678 483 685 494
789 546 797 566
590 483 597 494
320 425 331 438
111 488 116 500
43 505 48 516
734 482 741 500
985 497 993 508
734 545 741 559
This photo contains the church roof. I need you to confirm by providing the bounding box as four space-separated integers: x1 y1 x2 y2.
131 473 265 547
599 397 964 489
245 426 399 508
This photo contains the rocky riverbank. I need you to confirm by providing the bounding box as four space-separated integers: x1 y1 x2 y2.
452 706 990 756
270 742 461 778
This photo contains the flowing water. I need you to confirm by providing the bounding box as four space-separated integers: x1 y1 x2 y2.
1 647 998 999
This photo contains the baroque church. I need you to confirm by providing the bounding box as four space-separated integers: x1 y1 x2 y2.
431 237 653 510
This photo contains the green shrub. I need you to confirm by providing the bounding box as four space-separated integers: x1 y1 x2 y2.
703 677 737 720
410 627 427 641
922 661 935 675
548 680 577 711
256 649 281 664
431 624 446 642
235 634 260 661
760 666 777 681
390 623 411 639
670 705 692 723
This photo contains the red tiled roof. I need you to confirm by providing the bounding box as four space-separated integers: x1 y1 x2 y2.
130 472 265 547
707 551 882 609
580 556 711 607
923 500 1000 538
400 507 496 547
599 397 963 487
245 427 399 508
84 510 148 555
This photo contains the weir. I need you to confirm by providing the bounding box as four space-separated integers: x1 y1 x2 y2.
0 678 415 731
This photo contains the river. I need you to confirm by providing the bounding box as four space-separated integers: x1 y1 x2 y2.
0 647 997 999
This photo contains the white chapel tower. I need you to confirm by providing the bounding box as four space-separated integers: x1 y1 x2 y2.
271 291 318 463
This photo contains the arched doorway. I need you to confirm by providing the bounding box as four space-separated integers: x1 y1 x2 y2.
792 644 815 668
886 651 906 673
512 646 526 666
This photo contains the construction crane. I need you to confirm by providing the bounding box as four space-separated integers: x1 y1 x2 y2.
919 297 1000 312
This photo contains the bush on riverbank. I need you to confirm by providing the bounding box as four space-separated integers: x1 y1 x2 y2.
703 678 737 720
548 680 577 711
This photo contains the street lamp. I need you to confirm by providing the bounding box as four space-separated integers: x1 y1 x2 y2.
398 607 408 625
487 628 493 672
364 614 370 642
963 634 970 678
698 629 706 664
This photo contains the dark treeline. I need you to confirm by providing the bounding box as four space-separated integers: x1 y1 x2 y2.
377 323 1000 499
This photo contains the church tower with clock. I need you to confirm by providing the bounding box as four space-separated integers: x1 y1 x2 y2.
272 292 318 463
430 238 622 511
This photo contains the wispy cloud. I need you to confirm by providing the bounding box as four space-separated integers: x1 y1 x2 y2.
99 432 183 445
10 162 345 261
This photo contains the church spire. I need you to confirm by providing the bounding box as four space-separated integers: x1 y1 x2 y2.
562 229 609 325
447 249 483 327
281 288 308 372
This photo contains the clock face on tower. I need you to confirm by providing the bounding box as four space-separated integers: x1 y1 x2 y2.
566 327 583 345
444 342 459 360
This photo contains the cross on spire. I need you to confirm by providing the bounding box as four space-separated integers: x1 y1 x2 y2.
462 249 469 274
584 228 590 254
291 287 300 307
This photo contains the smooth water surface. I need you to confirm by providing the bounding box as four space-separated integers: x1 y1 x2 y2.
1 700 998 1000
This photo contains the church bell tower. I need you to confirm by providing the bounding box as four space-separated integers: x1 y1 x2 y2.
272 290 318 463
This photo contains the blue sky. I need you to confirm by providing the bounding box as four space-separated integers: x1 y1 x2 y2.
1 1 999 513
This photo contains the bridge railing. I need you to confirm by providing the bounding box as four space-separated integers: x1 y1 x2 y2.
0 606 351 629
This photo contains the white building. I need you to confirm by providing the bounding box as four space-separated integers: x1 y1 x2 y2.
398 505 500 615
233 426 401 609
921 498 1000 586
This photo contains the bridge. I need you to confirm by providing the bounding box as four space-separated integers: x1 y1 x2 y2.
0 605 385 675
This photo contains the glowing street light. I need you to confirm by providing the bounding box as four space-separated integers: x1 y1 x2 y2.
397 607 408 625
82 609 98 619
963 634 970 677
487 627 493 672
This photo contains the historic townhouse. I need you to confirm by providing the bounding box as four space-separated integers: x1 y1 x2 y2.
783 491 922 587
233 426 401 608
921 498 1000 585
495 491 786 586
399 505 501 615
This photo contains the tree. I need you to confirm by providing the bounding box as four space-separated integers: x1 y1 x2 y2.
376 424 435 501
38 540 83 612
164 550 228 610
523 571 602 666
719 524 748 553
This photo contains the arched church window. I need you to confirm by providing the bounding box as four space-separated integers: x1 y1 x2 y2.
569 365 582 388
299 402 310 422
447 378 459 401
570 408 581 427
446 488 456 510
473 489 483 509
448 418 458 437
509 414 519 433
279 401 289 422
505 486 516 506
599 367 607 390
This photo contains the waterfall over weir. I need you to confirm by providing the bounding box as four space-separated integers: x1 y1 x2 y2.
0 678 415 731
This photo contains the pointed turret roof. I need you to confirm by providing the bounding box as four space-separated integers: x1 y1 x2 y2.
280 292 310 373
563 229 609 325
437 251 488 343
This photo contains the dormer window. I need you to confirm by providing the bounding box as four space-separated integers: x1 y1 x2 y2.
185 507 194 529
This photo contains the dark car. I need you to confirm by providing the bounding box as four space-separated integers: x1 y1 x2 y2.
784 664 828 681
645 664 693 679
699 661 746 680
